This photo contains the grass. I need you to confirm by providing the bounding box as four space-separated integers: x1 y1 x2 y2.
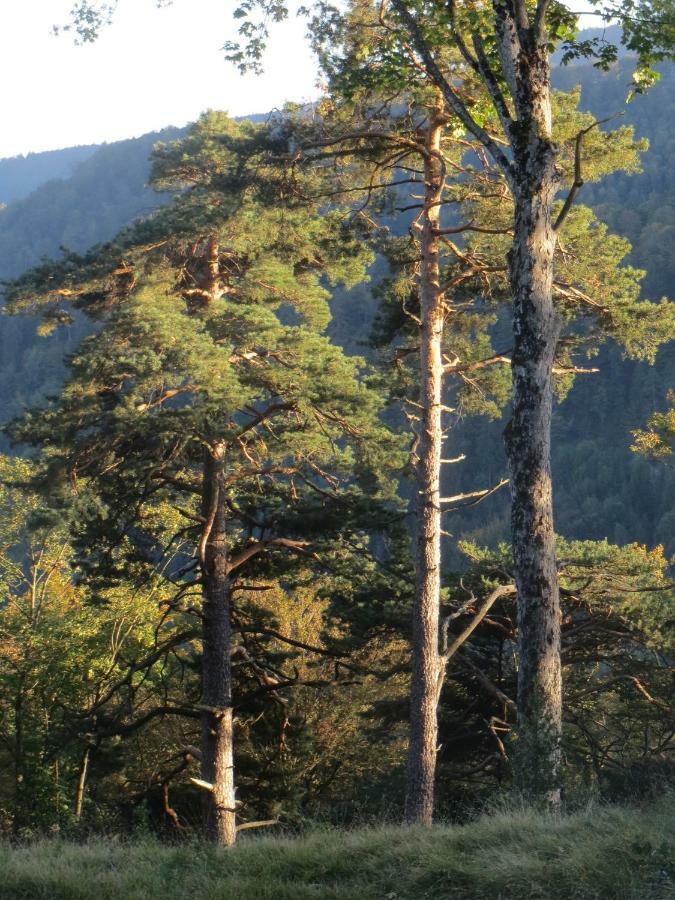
0 798 672 899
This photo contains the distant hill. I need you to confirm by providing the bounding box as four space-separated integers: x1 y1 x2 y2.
0 145 99 206
0 127 186 281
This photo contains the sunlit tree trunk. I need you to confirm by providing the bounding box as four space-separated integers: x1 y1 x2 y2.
74 745 91 819
405 108 446 826
200 441 237 845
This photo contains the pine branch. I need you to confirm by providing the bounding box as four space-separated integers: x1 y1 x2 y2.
554 114 623 231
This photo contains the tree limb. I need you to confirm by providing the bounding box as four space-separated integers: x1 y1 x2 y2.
554 114 624 231
441 584 516 661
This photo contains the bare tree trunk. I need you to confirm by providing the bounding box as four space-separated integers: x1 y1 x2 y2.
74 745 91 819
200 442 237 845
502 40 563 805
12 686 25 835
404 109 446 826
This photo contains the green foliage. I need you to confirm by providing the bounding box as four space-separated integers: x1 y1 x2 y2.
1 48 673 561
452 536 674 799
0 455 181 834
587 1 675 78
0 128 184 428
1 15 673 834
438 55 675 562
554 58 675 299
632 390 675 460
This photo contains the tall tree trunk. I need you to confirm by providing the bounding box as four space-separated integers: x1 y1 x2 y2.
200 441 237 845
394 0 565 805
503 40 563 804
404 109 446 825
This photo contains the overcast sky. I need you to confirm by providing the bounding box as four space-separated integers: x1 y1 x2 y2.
1 0 319 158
2 1 603 160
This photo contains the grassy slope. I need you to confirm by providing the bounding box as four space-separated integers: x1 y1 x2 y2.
0 800 672 900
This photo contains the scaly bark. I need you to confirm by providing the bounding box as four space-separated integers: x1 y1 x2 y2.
200 441 237 845
404 108 446 825
204 235 222 304
501 23 563 803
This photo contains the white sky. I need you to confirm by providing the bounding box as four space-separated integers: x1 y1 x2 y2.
2 1 602 160
0 0 320 158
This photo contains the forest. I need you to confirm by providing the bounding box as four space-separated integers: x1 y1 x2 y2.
0 4 673 899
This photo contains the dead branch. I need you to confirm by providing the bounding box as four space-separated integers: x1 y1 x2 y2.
236 818 280 833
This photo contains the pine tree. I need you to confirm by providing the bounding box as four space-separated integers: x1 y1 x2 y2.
6 112 403 843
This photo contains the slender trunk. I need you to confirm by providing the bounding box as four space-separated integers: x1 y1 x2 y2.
200 442 236 845
404 110 446 825
74 745 90 819
503 44 563 804
12 678 31 834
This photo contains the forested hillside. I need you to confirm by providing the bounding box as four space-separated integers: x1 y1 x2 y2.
0 129 183 425
0 129 187 281
0 145 98 206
